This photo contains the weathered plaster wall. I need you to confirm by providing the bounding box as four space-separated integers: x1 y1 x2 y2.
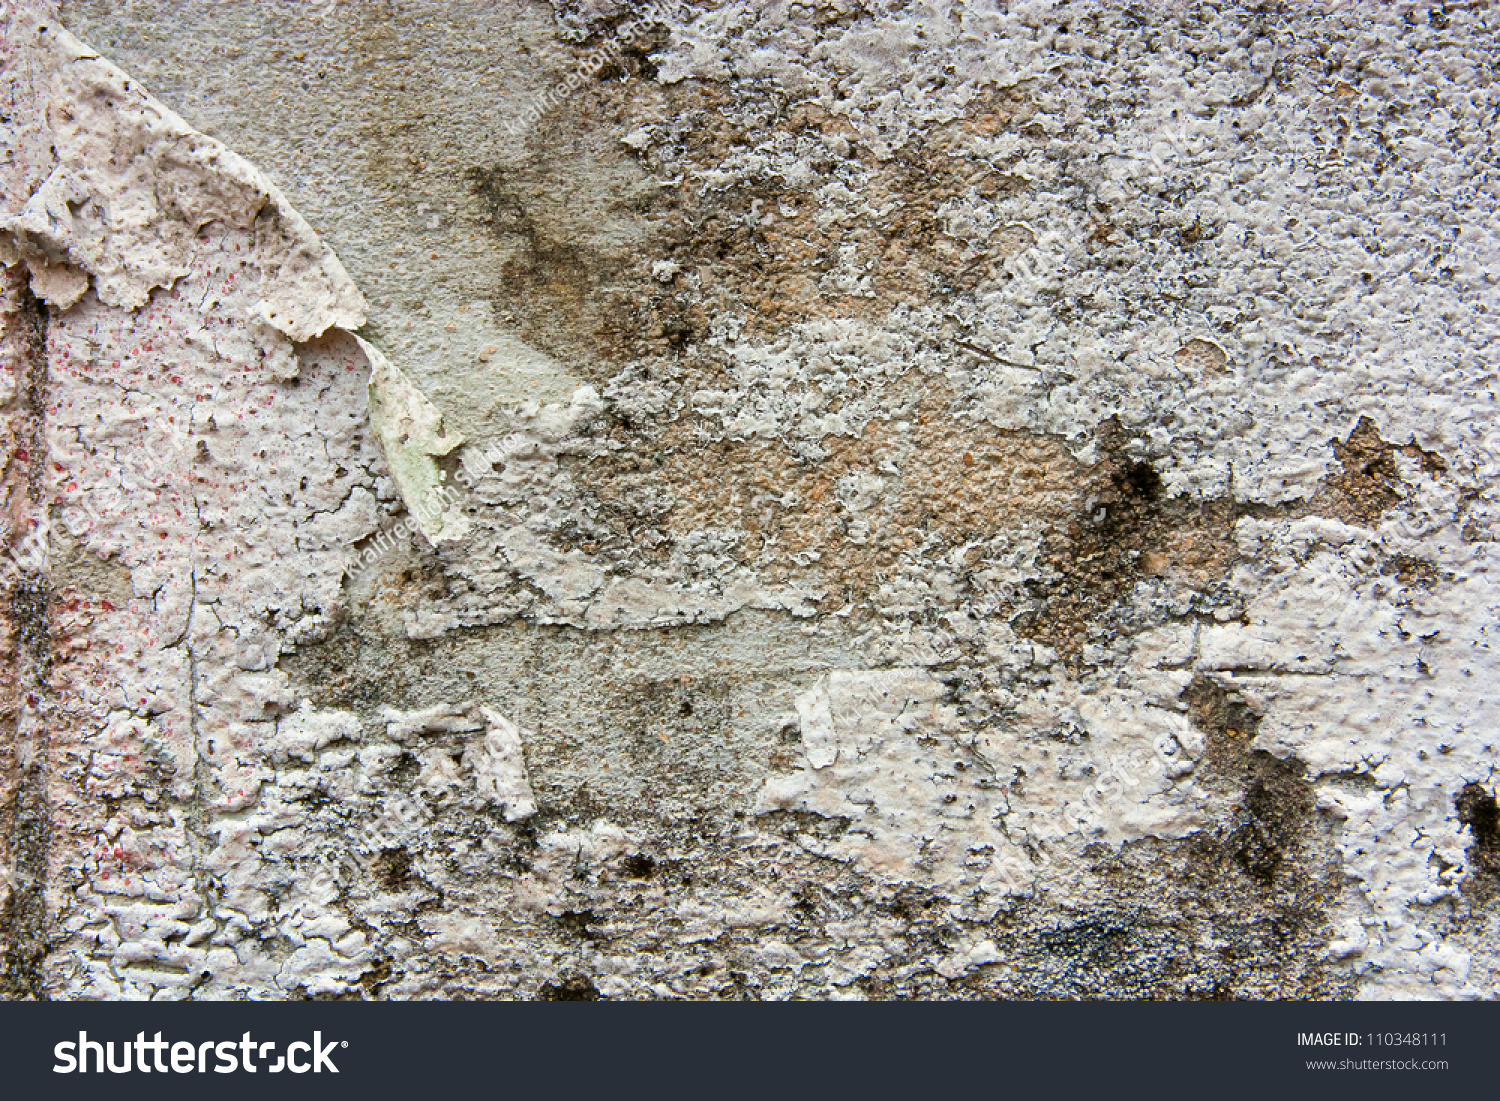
2 0 1499 999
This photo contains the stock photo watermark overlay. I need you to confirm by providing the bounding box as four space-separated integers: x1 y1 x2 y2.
502 0 696 137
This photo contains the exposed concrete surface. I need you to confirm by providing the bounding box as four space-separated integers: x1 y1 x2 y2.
2 0 1499 998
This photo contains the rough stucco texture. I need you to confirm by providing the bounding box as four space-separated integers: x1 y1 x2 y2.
2 0 1499 999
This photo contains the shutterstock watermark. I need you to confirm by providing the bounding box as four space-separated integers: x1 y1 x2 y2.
503 1 695 136
345 437 506 582
304 786 427 901
54 1031 343 1074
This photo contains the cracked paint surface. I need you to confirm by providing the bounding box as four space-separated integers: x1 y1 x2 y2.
2 0 1498 999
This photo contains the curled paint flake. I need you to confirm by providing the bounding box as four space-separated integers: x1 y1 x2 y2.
468 707 538 822
361 335 467 543
3 23 366 334
0 7 466 547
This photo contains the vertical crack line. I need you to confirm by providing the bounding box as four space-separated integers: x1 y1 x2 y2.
2 277 52 1000
180 568 222 983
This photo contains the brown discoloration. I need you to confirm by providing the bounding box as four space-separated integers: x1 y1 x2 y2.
1015 414 1453 662
0 271 52 1000
1182 675 1317 886
33 0 1497 1002
1181 674 1265 751
1381 552 1444 591
1307 415 1447 526
568 376 1083 603
1456 782 1500 902
1017 421 1241 661
280 623 420 713
1064 820 1352 1000
374 846 417 891
576 401 1451 668
539 973 601 1000
1036 676 1349 1000
448 76 1042 376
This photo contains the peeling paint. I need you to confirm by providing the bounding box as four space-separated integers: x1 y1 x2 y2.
1 0 1496 999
